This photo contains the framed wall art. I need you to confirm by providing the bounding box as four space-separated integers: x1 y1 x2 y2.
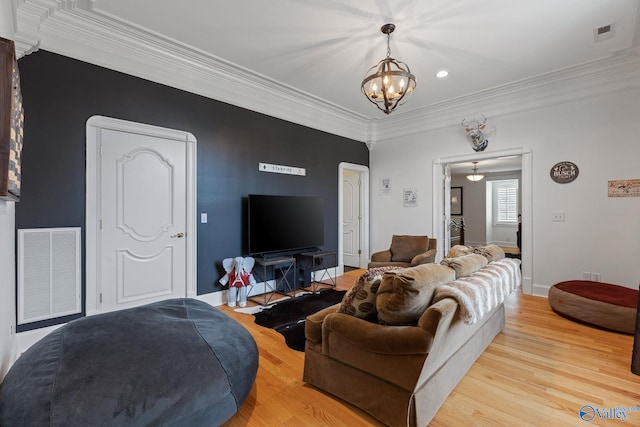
608 179 640 198
0 37 24 201
451 186 463 215
380 177 392 195
403 188 418 207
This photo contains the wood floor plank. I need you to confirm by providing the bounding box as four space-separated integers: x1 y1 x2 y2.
220 270 639 426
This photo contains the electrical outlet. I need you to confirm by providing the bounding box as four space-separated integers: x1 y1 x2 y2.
552 211 565 222
592 273 601 282
582 272 591 280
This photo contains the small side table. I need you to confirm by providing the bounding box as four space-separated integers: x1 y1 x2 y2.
296 251 336 293
249 256 296 305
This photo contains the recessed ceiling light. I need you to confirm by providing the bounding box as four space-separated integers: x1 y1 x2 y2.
435 70 449 78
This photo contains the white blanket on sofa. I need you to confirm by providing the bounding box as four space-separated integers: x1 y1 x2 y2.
432 258 521 324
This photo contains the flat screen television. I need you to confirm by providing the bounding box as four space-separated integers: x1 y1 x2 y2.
247 194 324 255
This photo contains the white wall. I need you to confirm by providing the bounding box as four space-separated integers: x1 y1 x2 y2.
0 1 16 379
0 202 15 379
370 86 640 295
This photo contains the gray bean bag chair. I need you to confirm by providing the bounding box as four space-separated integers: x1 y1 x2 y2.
0 298 258 426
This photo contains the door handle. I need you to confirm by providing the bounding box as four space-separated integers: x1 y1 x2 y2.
171 232 185 238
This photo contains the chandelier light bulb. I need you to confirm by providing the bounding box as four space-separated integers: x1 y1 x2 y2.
361 23 416 114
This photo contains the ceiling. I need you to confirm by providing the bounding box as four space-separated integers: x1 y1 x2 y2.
92 0 638 117
11 0 640 141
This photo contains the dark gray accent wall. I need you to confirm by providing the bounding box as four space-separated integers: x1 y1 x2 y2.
16 51 368 328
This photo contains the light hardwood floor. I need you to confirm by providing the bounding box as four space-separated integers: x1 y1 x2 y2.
220 270 639 426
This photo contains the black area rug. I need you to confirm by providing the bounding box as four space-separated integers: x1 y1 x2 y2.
253 289 346 352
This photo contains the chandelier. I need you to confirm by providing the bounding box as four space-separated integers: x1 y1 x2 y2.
361 23 416 115
466 162 485 182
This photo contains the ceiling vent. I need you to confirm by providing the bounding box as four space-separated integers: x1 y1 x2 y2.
594 24 614 42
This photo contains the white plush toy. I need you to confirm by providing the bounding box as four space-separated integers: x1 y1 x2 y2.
219 257 256 307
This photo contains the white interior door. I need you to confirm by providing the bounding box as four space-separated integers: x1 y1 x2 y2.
99 128 187 312
342 170 361 268
443 165 452 255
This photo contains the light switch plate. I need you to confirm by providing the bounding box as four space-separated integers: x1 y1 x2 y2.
201 213 208 223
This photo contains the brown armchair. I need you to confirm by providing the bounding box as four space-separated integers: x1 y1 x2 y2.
368 235 437 269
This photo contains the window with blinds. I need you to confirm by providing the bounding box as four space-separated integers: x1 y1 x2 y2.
493 179 519 225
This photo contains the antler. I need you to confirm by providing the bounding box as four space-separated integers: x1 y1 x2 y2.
461 115 487 131
478 114 487 130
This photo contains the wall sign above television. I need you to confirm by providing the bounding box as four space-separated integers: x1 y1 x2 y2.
259 162 306 176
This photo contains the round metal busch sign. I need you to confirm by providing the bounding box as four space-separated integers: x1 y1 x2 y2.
550 161 579 184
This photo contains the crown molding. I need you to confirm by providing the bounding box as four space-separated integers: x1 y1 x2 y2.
14 0 372 143
373 53 640 143
13 1 640 148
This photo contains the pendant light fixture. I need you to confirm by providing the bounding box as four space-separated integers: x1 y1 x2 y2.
466 161 485 182
361 23 416 115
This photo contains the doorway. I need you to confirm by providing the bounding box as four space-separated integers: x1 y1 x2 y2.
85 116 197 315
447 160 521 251
433 148 532 294
338 163 370 271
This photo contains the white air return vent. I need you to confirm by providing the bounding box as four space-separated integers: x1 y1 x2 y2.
594 24 614 42
18 228 82 324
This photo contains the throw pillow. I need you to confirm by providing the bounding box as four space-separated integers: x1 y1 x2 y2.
376 263 456 325
474 245 505 262
337 266 403 318
390 235 429 262
440 253 488 278
445 245 474 258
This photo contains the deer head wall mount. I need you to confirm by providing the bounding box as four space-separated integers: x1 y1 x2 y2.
461 115 489 152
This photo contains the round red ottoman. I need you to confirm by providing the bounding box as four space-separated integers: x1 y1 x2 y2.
548 280 637 334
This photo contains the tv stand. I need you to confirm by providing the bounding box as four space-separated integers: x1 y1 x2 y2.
296 251 336 293
249 256 296 305
257 247 320 259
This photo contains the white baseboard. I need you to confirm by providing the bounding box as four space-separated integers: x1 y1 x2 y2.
311 267 338 283
196 268 339 308
195 291 226 307
532 283 551 297
14 324 64 360
196 279 285 307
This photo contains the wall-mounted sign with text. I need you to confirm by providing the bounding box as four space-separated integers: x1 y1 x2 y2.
258 162 306 176
608 179 640 198
550 161 579 184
